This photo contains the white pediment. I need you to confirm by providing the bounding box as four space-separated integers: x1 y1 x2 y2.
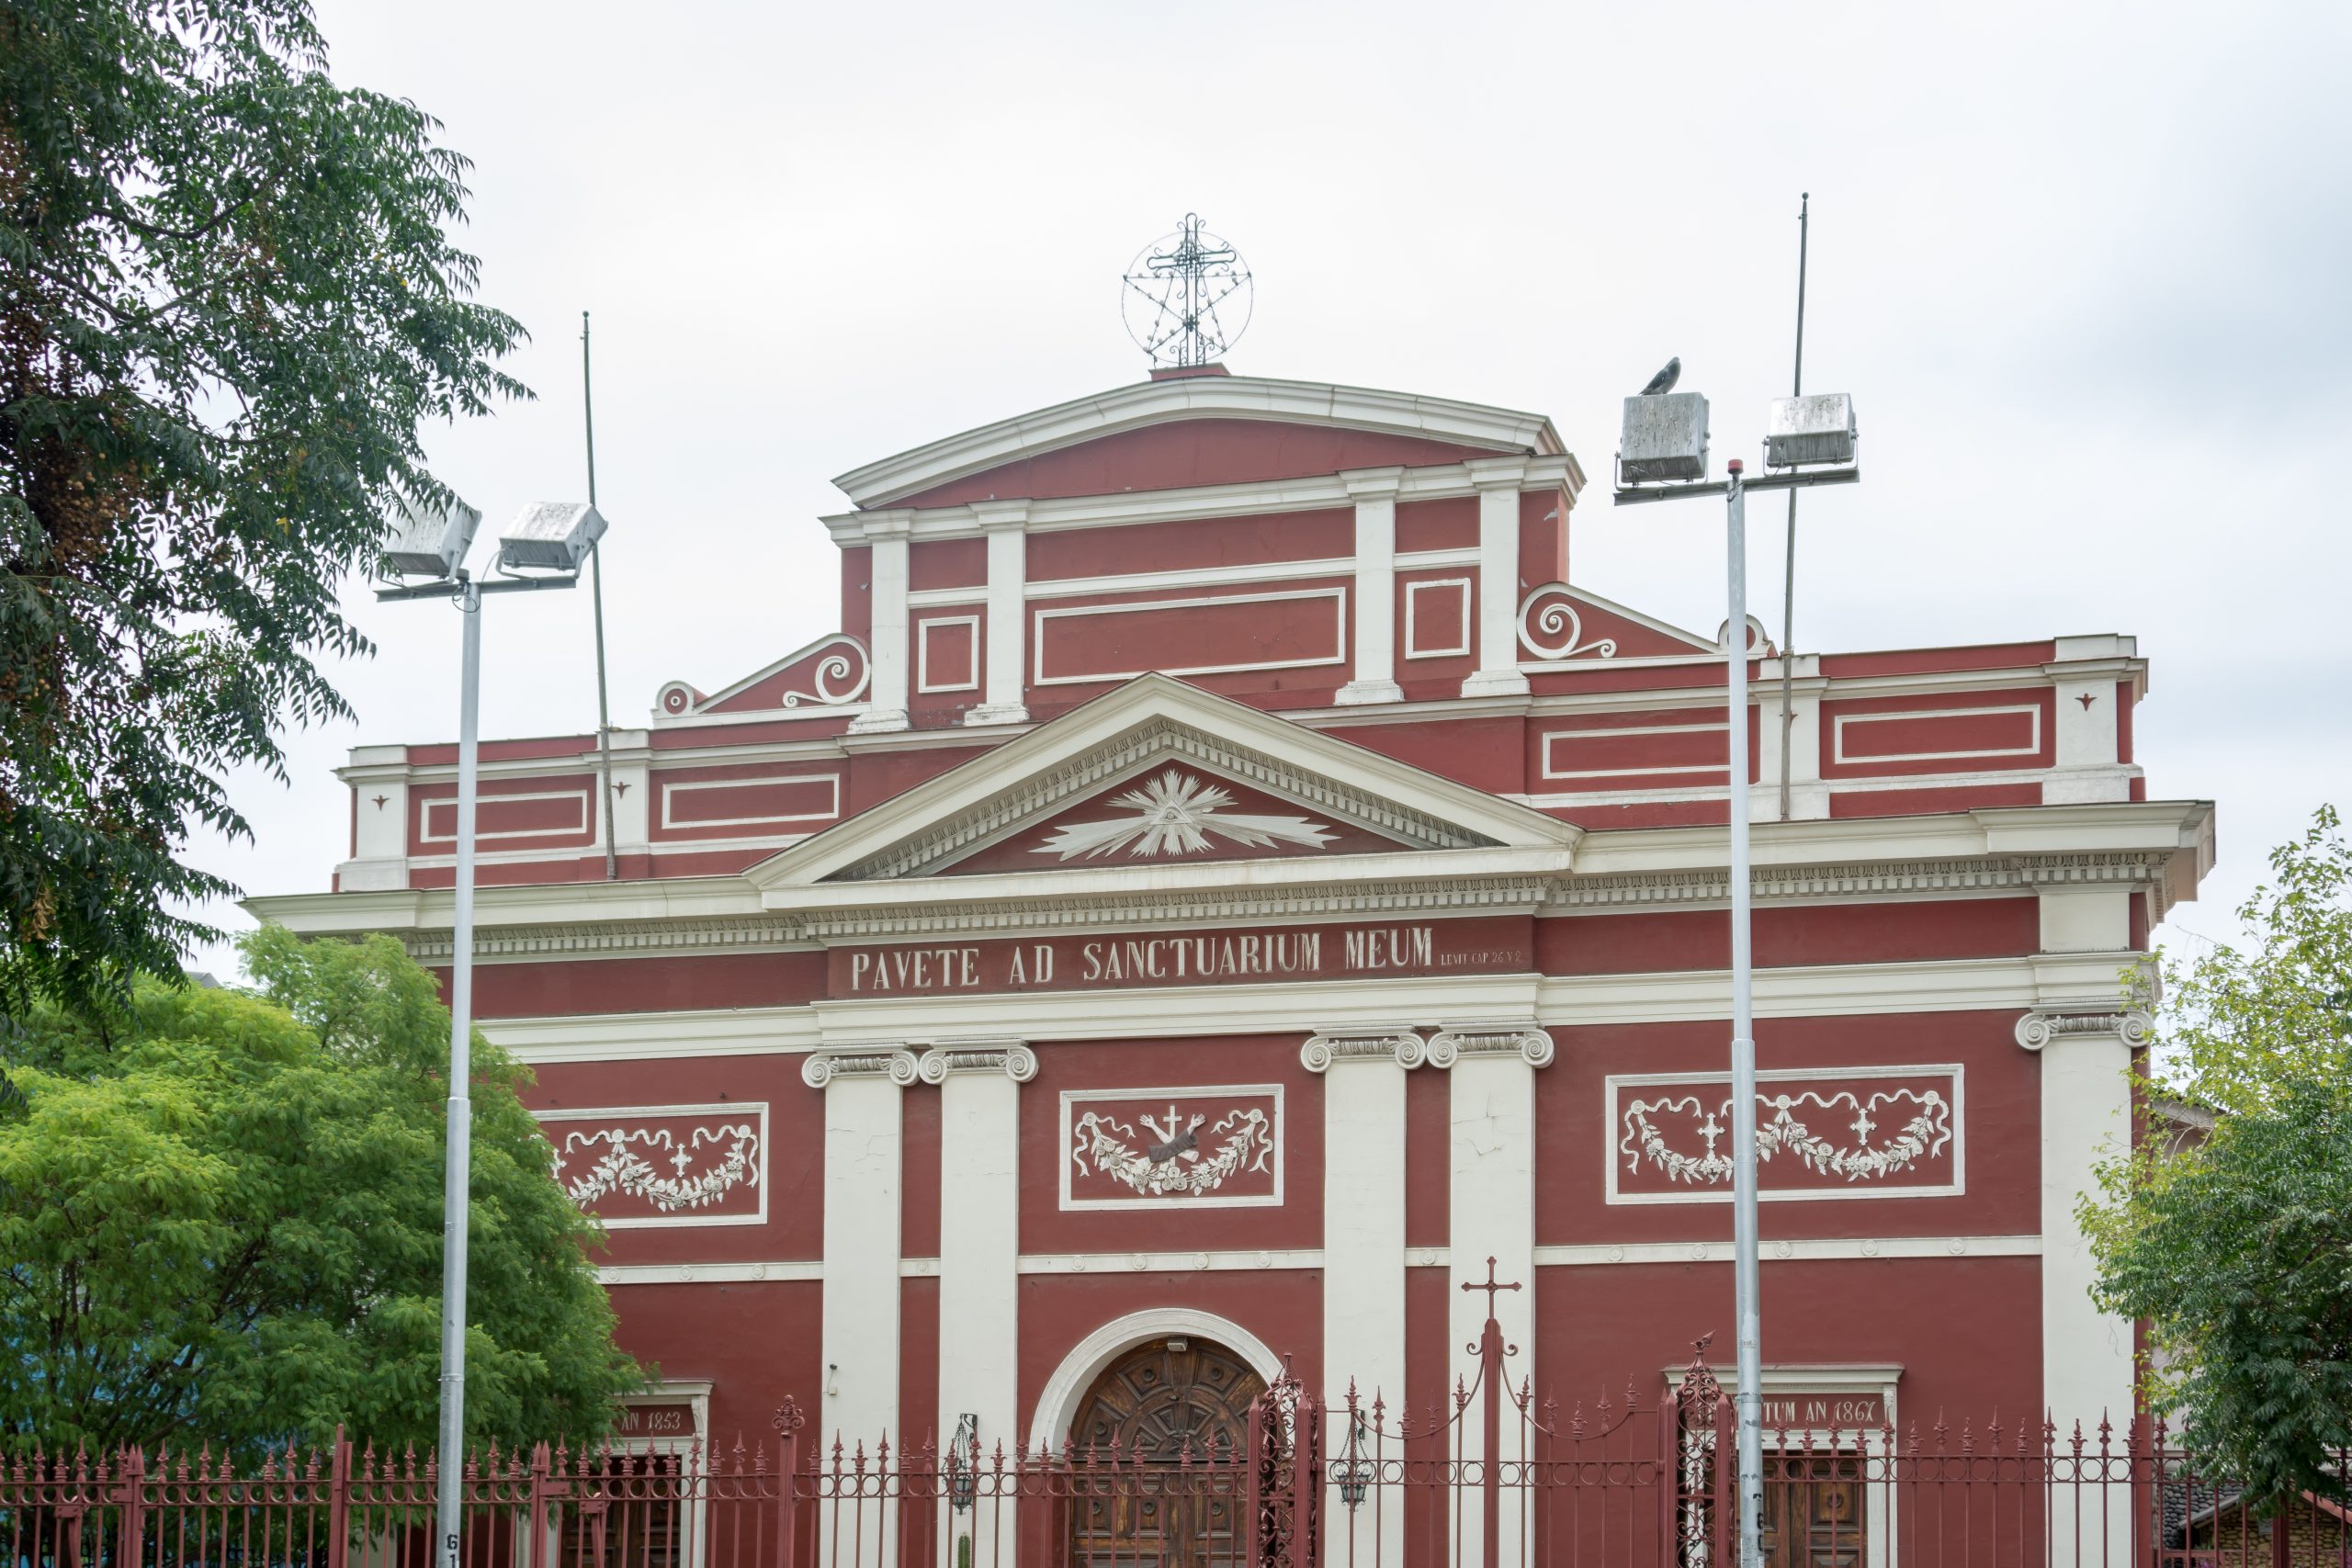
743 674 1578 906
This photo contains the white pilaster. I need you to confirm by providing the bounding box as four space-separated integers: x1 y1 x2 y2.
336 746 411 892
2046 636 2139 804
1303 1028 1423 1566
850 516 912 733
1336 469 1406 705
921 1041 1032 1568
1755 663 1828 821
1462 459 1531 697
967 503 1031 726
803 1049 915 1472
1431 1021 1554 1568
2016 1008 2144 1560
605 732 651 858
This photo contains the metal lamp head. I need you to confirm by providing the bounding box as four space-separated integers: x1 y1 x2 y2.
1764 393 1857 468
497 502 607 573
381 495 481 581
1619 392 1711 485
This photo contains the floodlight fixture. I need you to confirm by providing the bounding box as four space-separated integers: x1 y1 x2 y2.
382 495 482 581
497 501 606 574
1764 393 1857 468
1618 391 1711 485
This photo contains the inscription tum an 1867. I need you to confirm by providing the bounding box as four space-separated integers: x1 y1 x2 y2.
832 916 1529 997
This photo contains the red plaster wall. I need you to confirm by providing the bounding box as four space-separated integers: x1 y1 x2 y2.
522 1054 824 1264
1396 497 1477 554
1019 1036 1322 1257
1530 1256 2041 1435
1535 898 2041 975
452 951 825 1019
1027 509 1353 581
1534 1009 2040 1248
910 536 987 592
606 1279 822 1447
903 1082 942 1259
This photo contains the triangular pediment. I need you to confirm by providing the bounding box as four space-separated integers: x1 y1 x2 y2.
744 675 1578 903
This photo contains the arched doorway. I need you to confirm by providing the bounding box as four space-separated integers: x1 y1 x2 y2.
1067 1336 1265 1568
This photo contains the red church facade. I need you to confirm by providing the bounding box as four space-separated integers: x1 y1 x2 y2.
252 367 2211 1562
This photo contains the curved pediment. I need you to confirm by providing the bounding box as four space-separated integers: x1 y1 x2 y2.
831 375 1564 509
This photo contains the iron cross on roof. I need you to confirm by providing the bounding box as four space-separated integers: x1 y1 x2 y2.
1462 1256 1523 1315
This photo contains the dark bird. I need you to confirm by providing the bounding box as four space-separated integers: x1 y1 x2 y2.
1640 357 1681 396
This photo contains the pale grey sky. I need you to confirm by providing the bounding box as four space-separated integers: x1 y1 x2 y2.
191 0 2352 977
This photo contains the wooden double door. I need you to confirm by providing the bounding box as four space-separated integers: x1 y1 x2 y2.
1067 1337 1265 1568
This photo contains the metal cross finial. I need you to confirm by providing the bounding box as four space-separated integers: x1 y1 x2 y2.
1461 1256 1523 1314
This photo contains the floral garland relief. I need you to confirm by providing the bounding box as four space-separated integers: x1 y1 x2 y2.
552 1124 763 1213
1071 1104 1274 1197
1620 1089 1951 1186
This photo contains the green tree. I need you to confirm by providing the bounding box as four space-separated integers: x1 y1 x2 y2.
2084 806 2352 1507
0 0 524 1017
0 925 642 1456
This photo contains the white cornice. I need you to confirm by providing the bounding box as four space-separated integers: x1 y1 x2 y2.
830 374 1567 510
250 801 2214 956
820 457 1586 544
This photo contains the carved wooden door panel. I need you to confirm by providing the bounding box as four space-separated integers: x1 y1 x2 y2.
1067 1338 1265 1568
1759 1453 1866 1568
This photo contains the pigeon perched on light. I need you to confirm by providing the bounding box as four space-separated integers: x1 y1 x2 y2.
1640 357 1682 396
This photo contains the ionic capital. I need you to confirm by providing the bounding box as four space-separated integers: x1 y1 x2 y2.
1426 1021 1555 1069
2013 1010 2154 1052
800 1048 922 1089
1300 1027 1427 1073
917 1039 1037 1084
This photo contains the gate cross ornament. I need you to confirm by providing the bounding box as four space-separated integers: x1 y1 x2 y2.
1462 1255 1523 1315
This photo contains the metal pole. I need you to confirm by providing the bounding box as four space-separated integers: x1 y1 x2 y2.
583 312 618 882
435 576 481 1568
1725 464 1764 1568
1775 193 1810 822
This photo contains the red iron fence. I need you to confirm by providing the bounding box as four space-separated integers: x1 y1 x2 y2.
7 1292 2346 1568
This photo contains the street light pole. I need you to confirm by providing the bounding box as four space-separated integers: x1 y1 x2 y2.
1724 462 1765 1568
1615 389 1857 1568
435 575 481 1568
378 498 608 1568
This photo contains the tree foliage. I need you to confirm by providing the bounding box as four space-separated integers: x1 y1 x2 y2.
0 925 642 1457
2084 807 2352 1507
0 0 524 1016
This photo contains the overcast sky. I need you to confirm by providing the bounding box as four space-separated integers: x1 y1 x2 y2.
188 0 2352 979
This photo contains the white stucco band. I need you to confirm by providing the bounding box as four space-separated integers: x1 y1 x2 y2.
1028 1308 1285 1455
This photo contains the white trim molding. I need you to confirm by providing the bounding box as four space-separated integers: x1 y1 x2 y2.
1028 1308 1286 1454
